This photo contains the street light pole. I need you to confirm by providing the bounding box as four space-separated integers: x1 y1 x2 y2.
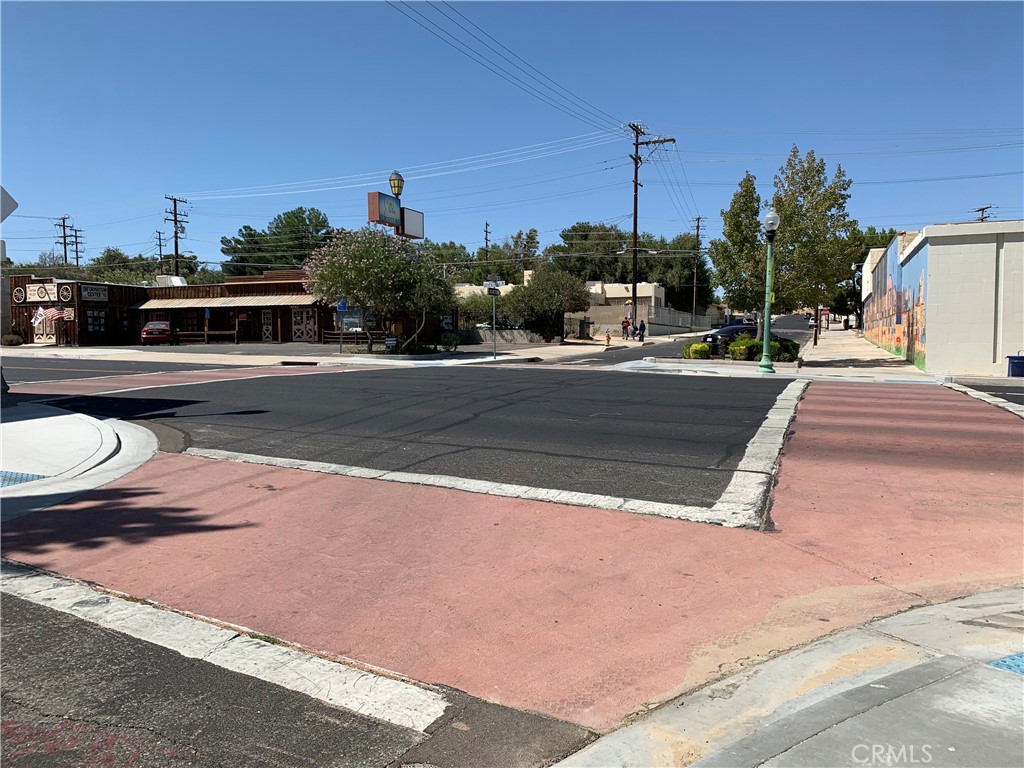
758 208 781 374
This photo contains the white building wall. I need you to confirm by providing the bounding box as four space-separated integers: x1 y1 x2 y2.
925 223 1024 376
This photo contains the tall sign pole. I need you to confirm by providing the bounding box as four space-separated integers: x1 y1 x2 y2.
1 186 20 407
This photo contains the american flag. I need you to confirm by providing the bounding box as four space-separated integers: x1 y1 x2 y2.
43 306 65 322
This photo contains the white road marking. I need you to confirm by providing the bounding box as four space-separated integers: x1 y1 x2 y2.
0 561 450 733
186 380 808 529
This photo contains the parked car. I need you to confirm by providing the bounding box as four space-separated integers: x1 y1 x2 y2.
808 318 817 329
140 321 178 345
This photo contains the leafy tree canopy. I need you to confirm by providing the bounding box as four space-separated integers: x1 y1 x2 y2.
503 266 590 335
305 227 455 348
221 207 330 277
709 148 859 313
708 172 765 312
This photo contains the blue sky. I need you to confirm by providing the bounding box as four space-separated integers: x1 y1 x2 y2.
2 1 1021 272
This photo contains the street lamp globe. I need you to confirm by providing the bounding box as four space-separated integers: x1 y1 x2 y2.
389 170 405 199
764 207 780 240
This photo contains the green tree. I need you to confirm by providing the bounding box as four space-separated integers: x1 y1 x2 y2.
646 233 714 313
544 222 629 282
503 266 590 336
2 250 84 279
304 227 455 351
769 146 859 310
424 239 472 282
221 207 330 276
188 267 224 285
708 171 765 313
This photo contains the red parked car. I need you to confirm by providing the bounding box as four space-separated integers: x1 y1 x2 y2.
140 321 178 345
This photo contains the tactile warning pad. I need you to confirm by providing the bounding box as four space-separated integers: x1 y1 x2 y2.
989 653 1024 676
0 471 48 488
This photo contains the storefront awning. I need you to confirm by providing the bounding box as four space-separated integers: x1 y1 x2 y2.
134 295 321 310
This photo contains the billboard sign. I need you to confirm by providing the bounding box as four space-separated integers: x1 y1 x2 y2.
401 208 424 239
367 192 401 228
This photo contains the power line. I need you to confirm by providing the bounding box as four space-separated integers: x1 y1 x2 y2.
387 1 623 133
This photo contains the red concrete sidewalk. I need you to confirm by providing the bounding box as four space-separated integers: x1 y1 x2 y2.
3 381 1021 733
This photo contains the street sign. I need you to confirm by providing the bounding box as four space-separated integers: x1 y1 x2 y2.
487 287 500 296
336 298 348 312
0 186 18 223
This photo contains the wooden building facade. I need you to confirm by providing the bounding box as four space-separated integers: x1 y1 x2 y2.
6 270 448 347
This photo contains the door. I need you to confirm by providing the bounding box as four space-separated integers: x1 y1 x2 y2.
291 308 317 342
262 309 273 341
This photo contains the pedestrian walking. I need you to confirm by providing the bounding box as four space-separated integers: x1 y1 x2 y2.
621 318 630 339
638 320 646 342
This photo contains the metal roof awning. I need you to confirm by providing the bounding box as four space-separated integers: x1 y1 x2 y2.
135 295 320 310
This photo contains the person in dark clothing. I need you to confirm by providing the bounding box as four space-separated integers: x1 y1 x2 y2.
638 320 646 342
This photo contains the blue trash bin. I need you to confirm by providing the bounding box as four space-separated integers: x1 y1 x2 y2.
1008 356 1024 377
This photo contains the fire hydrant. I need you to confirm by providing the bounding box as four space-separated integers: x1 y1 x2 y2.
605 330 611 347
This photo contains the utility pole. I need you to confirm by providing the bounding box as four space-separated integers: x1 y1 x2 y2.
484 221 490 262
164 196 189 276
55 215 71 264
693 215 703 324
155 230 166 273
629 122 675 325
973 205 993 222
70 227 84 267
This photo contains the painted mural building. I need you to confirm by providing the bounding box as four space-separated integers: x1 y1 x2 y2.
862 220 1023 376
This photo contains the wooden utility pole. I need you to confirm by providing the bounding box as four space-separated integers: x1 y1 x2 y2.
973 205 993 222
693 215 703 320
164 196 189 276
55 216 71 264
70 227 84 267
629 123 675 324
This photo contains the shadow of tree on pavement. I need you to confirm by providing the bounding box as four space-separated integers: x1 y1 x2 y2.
1 485 256 569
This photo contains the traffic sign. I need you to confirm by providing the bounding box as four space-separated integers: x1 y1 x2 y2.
487 287 500 296
336 298 348 312
0 186 18 223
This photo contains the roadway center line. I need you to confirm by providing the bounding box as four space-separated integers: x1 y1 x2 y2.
0 561 450 734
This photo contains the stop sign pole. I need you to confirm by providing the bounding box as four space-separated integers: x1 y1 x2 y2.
1 186 19 407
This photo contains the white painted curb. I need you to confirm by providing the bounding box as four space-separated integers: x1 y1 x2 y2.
0 561 449 733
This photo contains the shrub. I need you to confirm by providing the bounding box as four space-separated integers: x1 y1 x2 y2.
680 340 698 358
688 342 711 359
2 334 24 346
728 338 759 360
440 332 460 352
728 337 801 362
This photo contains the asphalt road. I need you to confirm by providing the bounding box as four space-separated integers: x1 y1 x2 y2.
965 383 1024 406
57 366 791 509
1 357 241 384
1 596 591 768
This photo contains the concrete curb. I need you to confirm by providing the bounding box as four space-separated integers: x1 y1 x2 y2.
1 417 157 522
0 560 450 733
942 382 1024 419
555 585 1024 767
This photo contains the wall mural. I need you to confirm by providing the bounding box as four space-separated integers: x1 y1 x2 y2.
864 242 927 370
